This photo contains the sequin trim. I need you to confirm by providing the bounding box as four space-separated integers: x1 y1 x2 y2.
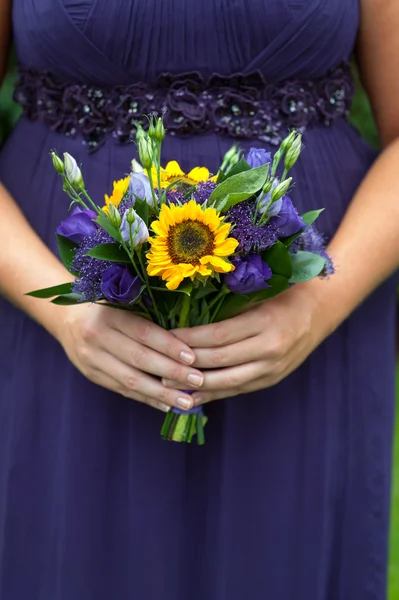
13 64 354 152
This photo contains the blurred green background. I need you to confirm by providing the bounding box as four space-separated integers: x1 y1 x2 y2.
0 61 397 598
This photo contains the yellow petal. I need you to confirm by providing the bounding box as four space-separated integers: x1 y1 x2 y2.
185 166 210 183
165 161 185 178
200 255 234 272
214 237 239 256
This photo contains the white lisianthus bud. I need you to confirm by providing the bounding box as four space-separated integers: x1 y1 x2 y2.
271 177 292 202
131 159 144 173
280 130 297 153
284 134 302 170
63 153 85 191
107 203 122 228
51 152 64 174
155 117 166 142
138 137 153 170
120 209 149 247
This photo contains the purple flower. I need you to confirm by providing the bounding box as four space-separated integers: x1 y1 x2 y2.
227 200 278 254
225 254 272 294
245 148 272 169
129 172 154 206
101 265 141 305
269 196 305 238
56 206 98 244
291 224 334 276
72 228 113 301
193 180 216 204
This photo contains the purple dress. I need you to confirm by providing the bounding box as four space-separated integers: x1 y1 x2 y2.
0 0 397 598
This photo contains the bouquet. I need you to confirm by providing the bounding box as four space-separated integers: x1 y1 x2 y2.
30 115 332 445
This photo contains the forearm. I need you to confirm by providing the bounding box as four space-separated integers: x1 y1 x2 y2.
0 182 73 339
304 138 399 337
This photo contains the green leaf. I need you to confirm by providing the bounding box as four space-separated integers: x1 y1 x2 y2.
95 215 121 242
215 274 289 321
282 208 325 247
134 197 149 225
208 164 269 212
152 282 193 295
290 251 326 283
301 208 325 227
194 282 218 300
56 234 78 275
216 169 227 184
86 243 131 263
262 241 292 279
224 158 251 179
27 282 73 298
51 293 84 306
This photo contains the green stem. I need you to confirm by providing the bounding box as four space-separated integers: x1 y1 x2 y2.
156 146 164 205
147 168 159 214
81 189 102 216
209 294 227 323
198 288 229 323
178 294 191 328
137 249 163 327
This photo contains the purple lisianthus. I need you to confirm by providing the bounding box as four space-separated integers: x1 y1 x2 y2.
291 224 334 276
269 196 305 238
129 172 154 206
56 205 98 244
225 254 272 295
101 264 141 305
245 148 272 169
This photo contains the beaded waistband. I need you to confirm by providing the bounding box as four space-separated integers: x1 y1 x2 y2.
13 64 354 153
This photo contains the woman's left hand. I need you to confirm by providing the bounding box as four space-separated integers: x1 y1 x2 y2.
165 284 331 405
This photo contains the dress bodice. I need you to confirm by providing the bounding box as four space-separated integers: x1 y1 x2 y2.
12 0 359 85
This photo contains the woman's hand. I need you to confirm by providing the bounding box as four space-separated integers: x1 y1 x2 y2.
57 303 204 412
168 285 330 404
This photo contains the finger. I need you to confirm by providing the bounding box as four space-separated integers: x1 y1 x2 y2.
191 374 278 405
98 328 204 389
194 361 266 392
171 312 259 348
190 336 267 369
93 351 196 411
90 369 171 412
111 311 196 365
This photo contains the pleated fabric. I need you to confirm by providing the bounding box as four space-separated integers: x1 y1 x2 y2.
0 1 397 598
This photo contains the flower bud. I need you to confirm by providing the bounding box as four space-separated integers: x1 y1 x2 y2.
280 131 297 154
120 209 149 247
63 153 85 191
131 158 144 173
135 123 146 142
155 117 166 142
148 120 156 139
284 134 302 170
138 136 153 170
107 202 122 228
51 152 64 174
271 177 292 202
126 207 136 225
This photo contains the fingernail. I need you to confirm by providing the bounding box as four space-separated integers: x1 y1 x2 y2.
187 373 203 388
176 397 193 410
158 403 170 413
180 351 194 365
193 395 203 406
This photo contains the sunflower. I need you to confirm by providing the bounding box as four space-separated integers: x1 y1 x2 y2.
147 161 216 189
147 200 238 290
103 176 130 215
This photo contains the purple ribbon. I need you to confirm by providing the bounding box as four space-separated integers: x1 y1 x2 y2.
172 406 204 416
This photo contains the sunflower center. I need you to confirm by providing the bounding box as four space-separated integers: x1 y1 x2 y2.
167 220 215 264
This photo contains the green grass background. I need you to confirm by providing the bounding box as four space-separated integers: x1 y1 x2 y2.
0 63 398 598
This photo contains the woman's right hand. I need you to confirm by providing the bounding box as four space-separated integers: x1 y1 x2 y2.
57 303 204 412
